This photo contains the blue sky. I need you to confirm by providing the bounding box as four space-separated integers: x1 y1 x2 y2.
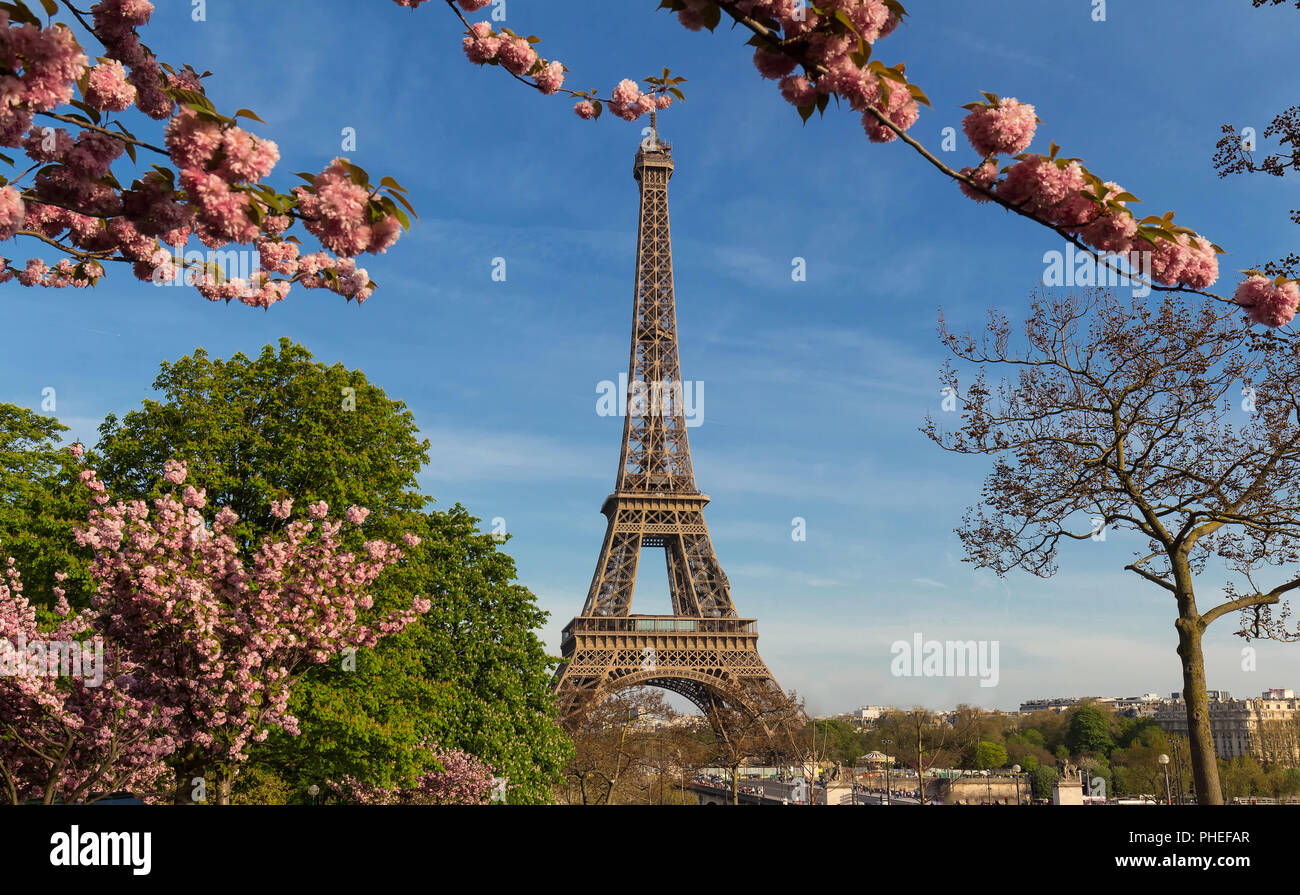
4 0 1300 714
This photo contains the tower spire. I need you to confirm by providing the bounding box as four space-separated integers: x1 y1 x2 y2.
551 124 789 732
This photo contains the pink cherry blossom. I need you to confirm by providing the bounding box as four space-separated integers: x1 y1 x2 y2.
958 160 999 203
534 60 565 95
328 743 494 805
462 22 501 65
1234 275 1299 328
294 158 402 257
84 60 137 112
754 48 798 80
0 186 24 240
962 98 1037 157
50 458 430 802
498 36 537 77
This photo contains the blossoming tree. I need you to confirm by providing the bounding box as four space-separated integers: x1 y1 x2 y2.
72 457 432 804
926 289 1300 805
0 554 178 804
421 0 1300 328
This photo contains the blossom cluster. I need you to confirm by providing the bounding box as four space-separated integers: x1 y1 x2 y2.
953 94 1222 301
736 0 920 143
461 21 569 98
293 158 401 259
1 2 413 306
1234 275 1300 328
328 743 496 805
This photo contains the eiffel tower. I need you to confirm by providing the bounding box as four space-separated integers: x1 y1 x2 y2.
552 114 787 729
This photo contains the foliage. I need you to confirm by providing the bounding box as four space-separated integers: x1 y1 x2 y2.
92 340 570 803
0 404 91 611
1065 705 1115 758
974 740 1008 770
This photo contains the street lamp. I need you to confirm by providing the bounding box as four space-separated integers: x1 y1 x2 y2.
1158 753 1171 805
882 738 892 806
1012 764 1021 806
307 784 320 806
982 769 990 805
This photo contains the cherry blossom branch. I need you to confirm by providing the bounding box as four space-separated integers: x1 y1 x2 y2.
13 229 117 260
35 111 168 156
713 2 1222 305
428 0 1299 328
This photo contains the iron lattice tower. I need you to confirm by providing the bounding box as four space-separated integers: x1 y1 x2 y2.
552 116 787 728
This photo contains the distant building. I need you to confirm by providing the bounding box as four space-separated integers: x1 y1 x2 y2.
1019 692 1165 718
1019 697 1088 714
1156 689 1300 765
849 706 887 728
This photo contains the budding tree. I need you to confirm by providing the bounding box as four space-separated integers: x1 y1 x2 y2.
925 289 1300 805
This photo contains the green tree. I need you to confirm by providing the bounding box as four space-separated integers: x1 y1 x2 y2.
1065 705 1114 757
94 339 571 802
799 718 867 767
264 507 573 804
975 740 1008 770
0 404 92 610
1218 756 1267 802
1030 764 1057 801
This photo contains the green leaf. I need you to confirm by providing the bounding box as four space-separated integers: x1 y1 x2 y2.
380 196 411 230
39 0 57 16
169 88 215 112
0 2 41 28
68 99 101 125
234 109 265 124
385 188 418 221
379 176 408 194
834 8 863 40
341 161 371 187
701 2 721 30
797 103 815 123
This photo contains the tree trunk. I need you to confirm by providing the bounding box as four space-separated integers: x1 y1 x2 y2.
173 751 207 805
1175 607 1223 805
217 769 233 805
916 726 926 806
